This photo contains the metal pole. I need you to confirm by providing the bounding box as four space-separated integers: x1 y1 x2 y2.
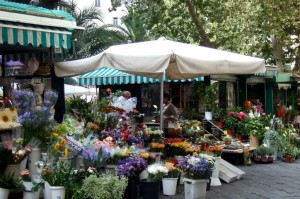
160 72 164 132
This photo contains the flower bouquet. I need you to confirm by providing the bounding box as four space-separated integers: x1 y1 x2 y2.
140 152 156 165
146 127 163 141
205 145 223 157
117 156 148 182
177 155 214 180
164 141 190 157
48 132 68 160
150 141 165 153
164 162 181 178
147 164 168 182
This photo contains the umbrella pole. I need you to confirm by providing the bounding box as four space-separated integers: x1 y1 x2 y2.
160 72 164 134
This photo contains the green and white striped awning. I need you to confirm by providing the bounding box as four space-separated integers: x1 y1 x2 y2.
0 21 72 49
78 68 203 86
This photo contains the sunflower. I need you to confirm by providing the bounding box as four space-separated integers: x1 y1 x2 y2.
11 115 17 123
60 138 67 146
9 107 16 113
54 143 61 151
2 114 9 123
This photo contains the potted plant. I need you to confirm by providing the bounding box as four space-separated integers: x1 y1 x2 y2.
162 161 181 196
0 173 22 199
223 135 233 145
204 85 217 120
254 145 274 163
177 155 214 199
117 157 148 199
41 162 73 199
244 117 266 147
282 142 298 163
142 164 168 199
81 174 128 199
212 108 226 127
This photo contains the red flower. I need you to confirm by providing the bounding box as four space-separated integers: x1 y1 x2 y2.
228 111 235 116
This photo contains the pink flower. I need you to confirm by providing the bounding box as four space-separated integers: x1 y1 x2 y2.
228 111 235 116
237 112 247 121
86 150 93 159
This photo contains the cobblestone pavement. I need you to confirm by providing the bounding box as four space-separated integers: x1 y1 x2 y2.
160 159 300 199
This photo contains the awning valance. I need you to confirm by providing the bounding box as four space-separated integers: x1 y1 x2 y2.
0 21 72 49
78 68 203 86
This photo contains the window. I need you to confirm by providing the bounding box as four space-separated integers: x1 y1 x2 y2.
95 0 100 7
113 17 118 25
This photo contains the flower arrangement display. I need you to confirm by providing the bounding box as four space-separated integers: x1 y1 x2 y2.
177 155 214 180
117 156 148 181
185 146 201 155
13 90 58 147
147 164 169 182
180 120 202 135
150 141 165 153
82 136 111 169
164 161 181 178
146 127 163 141
106 146 129 165
206 145 223 157
1 136 32 165
164 141 190 157
140 152 156 165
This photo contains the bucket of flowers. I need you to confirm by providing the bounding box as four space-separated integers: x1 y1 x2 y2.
142 164 169 199
117 156 148 199
177 155 214 199
162 161 181 195
20 169 34 191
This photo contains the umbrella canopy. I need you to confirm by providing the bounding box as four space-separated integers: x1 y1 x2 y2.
64 84 96 96
55 37 265 79
55 38 266 130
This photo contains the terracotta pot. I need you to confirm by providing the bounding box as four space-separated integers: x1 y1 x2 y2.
226 129 234 135
283 156 293 163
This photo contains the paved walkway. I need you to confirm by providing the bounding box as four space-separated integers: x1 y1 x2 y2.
160 159 300 199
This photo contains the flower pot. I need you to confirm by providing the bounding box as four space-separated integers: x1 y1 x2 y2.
162 177 178 195
0 187 9 199
43 181 51 199
23 190 39 199
58 157 71 166
74 155 83 169
49 186 65 199
205 112 212 120
20 157 28 172
149 152 162 163
211 156 221 186
123 181 138 199
226 129 234 135
283 156 293 163
106 164 117 175
4 164 20 180
183 178 208 199
28 148 41 178
23 181 34 192
141 181 160 199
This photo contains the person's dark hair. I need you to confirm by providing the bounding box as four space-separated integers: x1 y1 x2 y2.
164 92 171 100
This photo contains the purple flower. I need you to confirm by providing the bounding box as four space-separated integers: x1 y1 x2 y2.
117 157 148 180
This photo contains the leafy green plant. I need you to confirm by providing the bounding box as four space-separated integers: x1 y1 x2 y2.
255 145 273 156
0 173 22 190
204 85 217 111
263 129 283 156
244 117 266 138
81 174 128 199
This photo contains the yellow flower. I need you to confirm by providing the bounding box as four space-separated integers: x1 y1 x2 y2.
64 148 68 157
9 107 16 113
54 143 61 151
60 137 67 146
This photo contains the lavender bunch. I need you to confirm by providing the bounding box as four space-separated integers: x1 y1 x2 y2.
12 90 35 116
43 90 58 108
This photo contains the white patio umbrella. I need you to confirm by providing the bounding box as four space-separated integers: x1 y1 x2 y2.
64 84 96 97
55 38 266 129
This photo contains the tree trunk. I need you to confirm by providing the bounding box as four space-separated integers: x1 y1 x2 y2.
185 0 215 48
271 35 285 72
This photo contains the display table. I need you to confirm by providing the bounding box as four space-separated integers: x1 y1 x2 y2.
221 147 256 165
